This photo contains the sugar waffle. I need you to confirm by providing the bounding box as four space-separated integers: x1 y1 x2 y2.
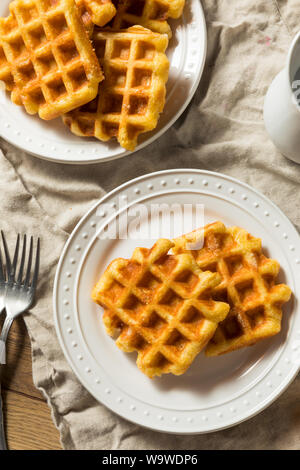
63 26 169 150
0 0 103 120
109 0 185 37
92 238 230 378
172 222 292 356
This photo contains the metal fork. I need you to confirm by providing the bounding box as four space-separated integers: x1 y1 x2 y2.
0 233 40 450
0 232 40 365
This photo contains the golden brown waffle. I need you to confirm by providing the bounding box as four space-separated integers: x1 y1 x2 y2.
92 239 230 378
0 0 103 120
172 222 292 356
109 0 185 37
75 0 116 34
63 26 169 150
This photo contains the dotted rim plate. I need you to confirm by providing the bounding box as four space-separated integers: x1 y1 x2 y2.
53 169 300 434
0 0 207 164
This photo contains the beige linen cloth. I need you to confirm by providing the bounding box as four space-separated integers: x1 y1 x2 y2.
1 0 300 450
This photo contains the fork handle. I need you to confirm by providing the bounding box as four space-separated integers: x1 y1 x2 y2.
0 317 13 365
0 342 5 366
0 387 7 450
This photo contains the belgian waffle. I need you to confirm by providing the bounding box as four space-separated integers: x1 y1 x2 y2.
76 0 116 34
63 26 169 150
92 239 230 378
109 0 185 37
172 222 292 356
0 0 103 120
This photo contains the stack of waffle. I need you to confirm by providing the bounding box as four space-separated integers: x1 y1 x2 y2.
0 0 186 149
92 223 292 378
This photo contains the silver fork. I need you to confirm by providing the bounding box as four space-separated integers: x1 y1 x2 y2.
0 232 40 451
0 232 40 365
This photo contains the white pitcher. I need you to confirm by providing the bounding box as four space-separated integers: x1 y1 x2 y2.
264 31 300 164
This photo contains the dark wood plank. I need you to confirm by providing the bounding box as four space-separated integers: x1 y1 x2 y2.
2 389 61 450
0 314 62 449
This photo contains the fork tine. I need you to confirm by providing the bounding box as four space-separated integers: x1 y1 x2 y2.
30 238 40 292
10 234 20 281
24 236 33 287
17 235 27 284
1 231 11 280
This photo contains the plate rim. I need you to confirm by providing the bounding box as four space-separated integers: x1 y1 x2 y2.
0 0 207 165
53 168 300 434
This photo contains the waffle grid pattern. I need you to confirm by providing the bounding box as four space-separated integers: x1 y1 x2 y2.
0 0 103 119
92 239 229 377
173 222 292 356
64 26 169 150
110 0 185 37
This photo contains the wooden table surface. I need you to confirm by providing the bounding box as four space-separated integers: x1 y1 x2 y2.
0 315 62 450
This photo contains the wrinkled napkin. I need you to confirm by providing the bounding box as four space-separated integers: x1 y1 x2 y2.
1 0 300 450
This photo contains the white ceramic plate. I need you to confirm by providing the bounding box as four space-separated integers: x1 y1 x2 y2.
0 1 206 164
54 169 300 434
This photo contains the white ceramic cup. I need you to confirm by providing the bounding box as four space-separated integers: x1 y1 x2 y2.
264 31 300 164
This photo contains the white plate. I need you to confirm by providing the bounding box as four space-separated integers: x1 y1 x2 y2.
54 169 300 434
0 1 206 164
